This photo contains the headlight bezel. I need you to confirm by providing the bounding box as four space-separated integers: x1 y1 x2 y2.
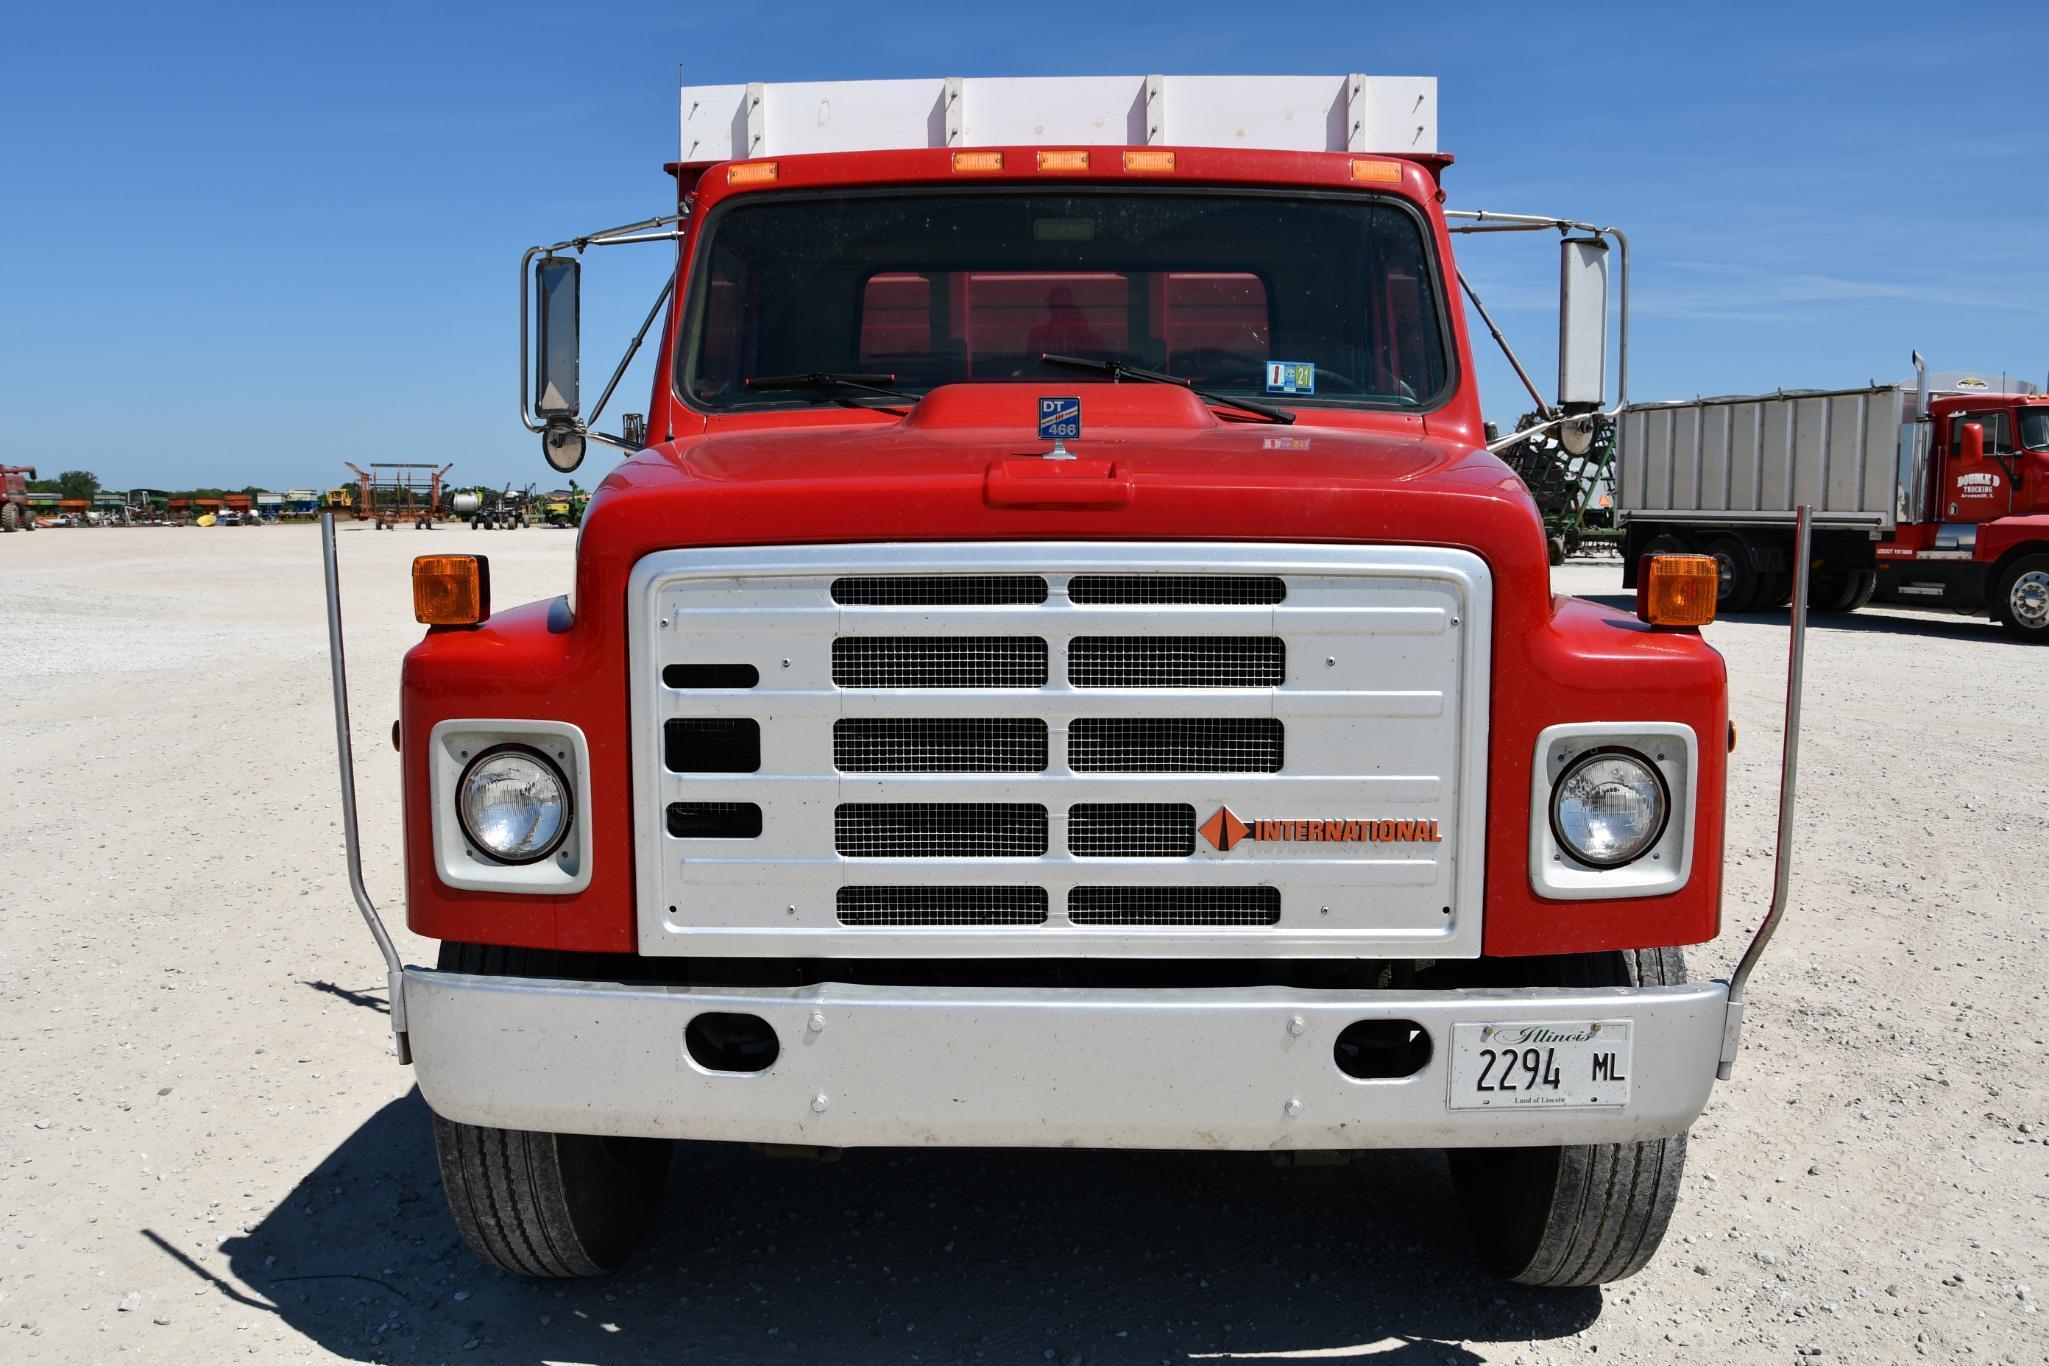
1527 722 1698 901
426 719 593 895
1547 745 1671 870
455 742 574 866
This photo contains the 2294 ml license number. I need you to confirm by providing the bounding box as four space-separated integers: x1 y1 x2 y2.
1447 1020 1632 1109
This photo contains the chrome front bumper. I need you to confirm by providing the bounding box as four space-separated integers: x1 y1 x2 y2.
405 968 1731 1150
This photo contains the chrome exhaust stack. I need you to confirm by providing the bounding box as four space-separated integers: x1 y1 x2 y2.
1717 504 1811 1079
320 511 412 1064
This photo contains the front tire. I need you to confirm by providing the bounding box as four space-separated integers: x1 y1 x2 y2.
1447 947 1690 1287
429 942 672 1277
1995 554 2049 643
432 1116 672 1278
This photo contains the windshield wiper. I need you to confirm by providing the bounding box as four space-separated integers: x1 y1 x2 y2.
1040 354 1296 424
744 372 919 403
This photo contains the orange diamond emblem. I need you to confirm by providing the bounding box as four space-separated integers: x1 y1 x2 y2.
1199 806 1250 852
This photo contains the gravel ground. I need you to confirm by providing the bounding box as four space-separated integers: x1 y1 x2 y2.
2 525 2044 1365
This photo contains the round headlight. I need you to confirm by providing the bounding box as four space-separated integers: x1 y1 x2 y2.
1550 749 1668 868
457 745 571 864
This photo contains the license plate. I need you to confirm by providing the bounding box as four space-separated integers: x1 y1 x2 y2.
1448 1020 1632 1110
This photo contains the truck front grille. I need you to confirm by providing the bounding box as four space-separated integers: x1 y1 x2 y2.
1068 574 1286 605
832 636 1048 688
1068 885 1282 926
636 544 1487 959
1067 803 1198 857
1068 636 1284 688
1069 717 1284 773
833 718 1049 773
837 886 1049 926
834 802 1049 858
833 575 1049 606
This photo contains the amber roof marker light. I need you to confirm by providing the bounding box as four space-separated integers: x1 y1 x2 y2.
1636 554 1718 628
413 555 491 627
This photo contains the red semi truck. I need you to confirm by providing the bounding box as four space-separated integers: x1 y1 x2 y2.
1617 366 2049 639
321 74 1810 1288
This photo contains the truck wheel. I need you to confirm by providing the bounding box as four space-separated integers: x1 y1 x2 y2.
1995 555 2049 643
1808 567 1876 614
1757 571 1793 611
1447 947 1689 1287
429 942 672 1277
0 502 18 532
432 1116 670 1278
1705 535 1758 612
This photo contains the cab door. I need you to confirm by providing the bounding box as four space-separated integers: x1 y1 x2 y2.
1942 408 2015 522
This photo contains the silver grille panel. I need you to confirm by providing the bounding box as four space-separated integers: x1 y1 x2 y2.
1068 803 1198 858
833 575 1048 605
834 718 1049 773
1069 885 1282 926
1068 636 1284 688
629 542 1492 959
1069 574 1286 605
1069 718 1284 773
833 636 1049 688
838 886 1049 926
835 803 1049 858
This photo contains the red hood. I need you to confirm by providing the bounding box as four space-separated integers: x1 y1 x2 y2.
578 382 1551 596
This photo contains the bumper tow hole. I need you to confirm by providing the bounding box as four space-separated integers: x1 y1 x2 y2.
1334 1019 1431 1080
685 1012 780 1074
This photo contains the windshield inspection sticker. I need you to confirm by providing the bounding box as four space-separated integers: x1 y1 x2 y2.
1265 361 1315 395
1038 396 1082 442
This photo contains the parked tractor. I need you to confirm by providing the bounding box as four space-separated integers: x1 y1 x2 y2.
1 465 37 532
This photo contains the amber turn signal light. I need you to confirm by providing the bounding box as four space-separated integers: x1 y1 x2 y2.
1636 554 1718 628
1350 157 1404 184
413 555 490 627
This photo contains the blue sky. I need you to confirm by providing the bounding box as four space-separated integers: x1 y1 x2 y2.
4 0 2043 490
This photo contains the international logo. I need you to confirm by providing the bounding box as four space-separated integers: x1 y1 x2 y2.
1199 806 1443 853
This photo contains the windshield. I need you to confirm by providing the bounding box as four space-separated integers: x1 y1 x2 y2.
2020 407 2049 451
679 189 1451 413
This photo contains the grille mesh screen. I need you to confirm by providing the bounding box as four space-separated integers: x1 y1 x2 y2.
832 637 1049 689
836 886 1049 926
1069 886 1282 926
834 718 1048 773
665 802 763 839
833 575 1048 605
1069 636 1285 688
1067 803 1198 857
1068 718 1284 773
835 803 1049 858
1068 574 1287 605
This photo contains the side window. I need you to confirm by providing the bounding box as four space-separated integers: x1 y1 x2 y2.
1969 410 2012 455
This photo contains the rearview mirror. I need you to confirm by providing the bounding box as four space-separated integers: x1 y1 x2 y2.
534 256 581 419
1557 237 1608 410
1959 420 1984 465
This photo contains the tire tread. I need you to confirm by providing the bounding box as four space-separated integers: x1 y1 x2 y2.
428 941 665 1278
1448 946 1691 1287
